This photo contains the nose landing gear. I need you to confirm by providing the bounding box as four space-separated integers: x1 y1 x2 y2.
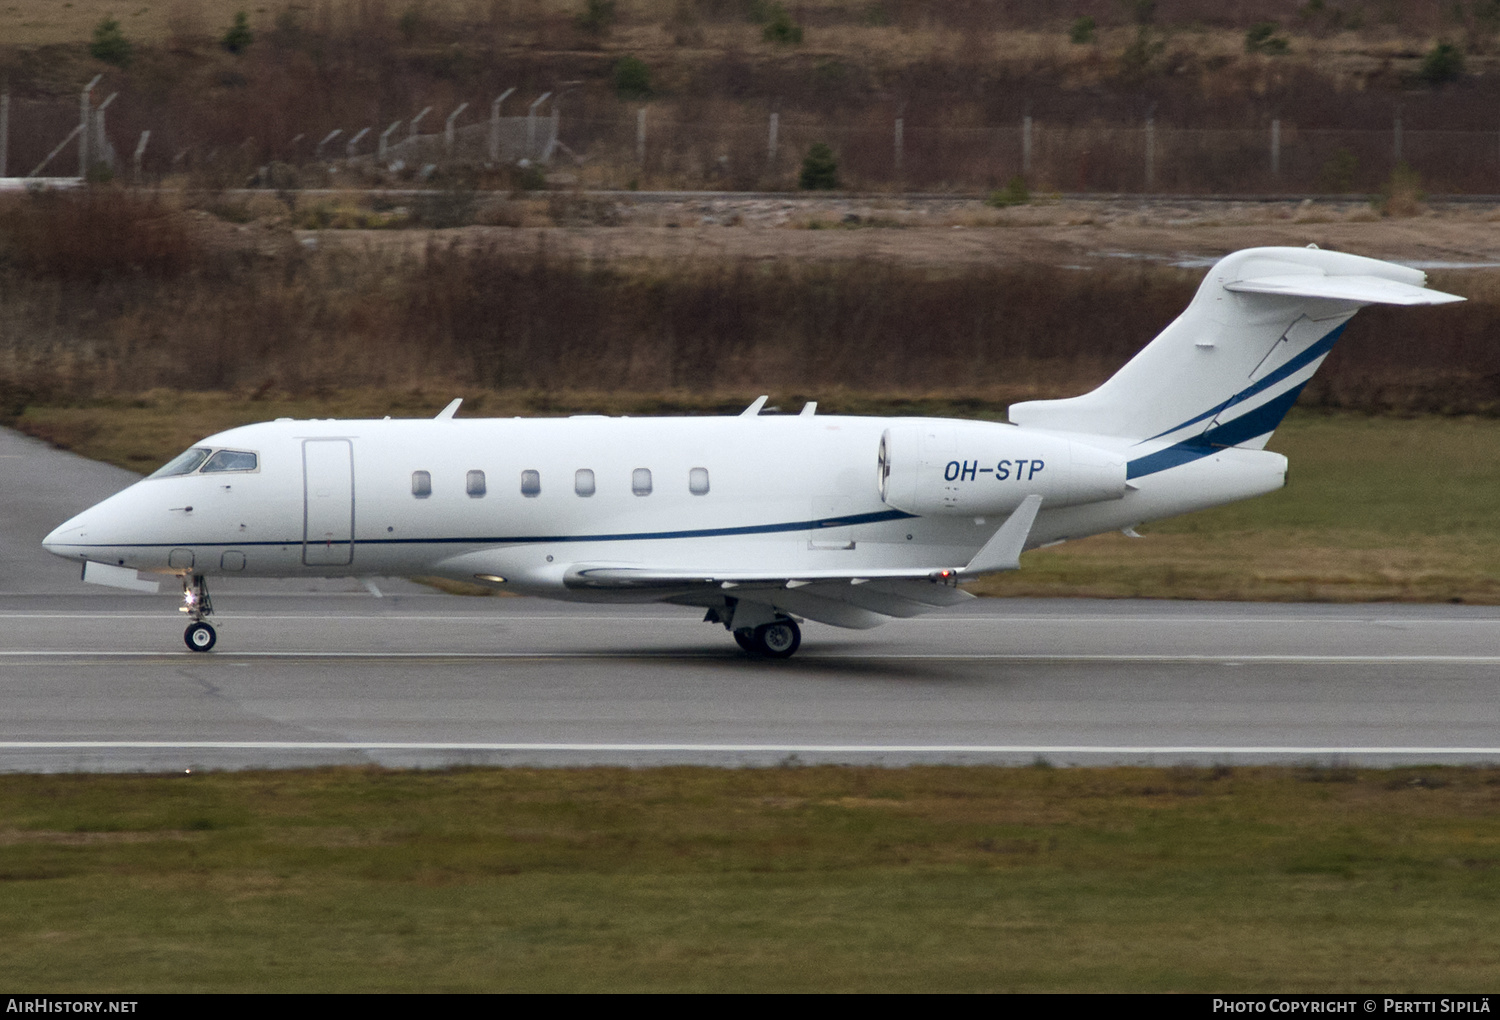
180 574 216 652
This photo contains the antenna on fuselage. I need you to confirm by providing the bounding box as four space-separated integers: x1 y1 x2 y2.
435 398 463 419
799 401 817 416
740 395 768 416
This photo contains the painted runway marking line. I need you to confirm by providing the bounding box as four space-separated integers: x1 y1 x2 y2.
3 613 1498 624
0 614 704 622
3 651 1500 663
2 741 1498 756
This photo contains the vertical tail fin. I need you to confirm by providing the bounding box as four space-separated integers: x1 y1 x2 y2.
1008 248 1462 455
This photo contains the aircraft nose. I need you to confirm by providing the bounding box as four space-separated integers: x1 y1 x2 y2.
42 518 87 558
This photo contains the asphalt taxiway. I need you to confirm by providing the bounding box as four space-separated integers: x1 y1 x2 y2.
3 426 1498 771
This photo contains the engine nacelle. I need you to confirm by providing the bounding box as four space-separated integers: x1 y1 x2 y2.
878 422 1127 516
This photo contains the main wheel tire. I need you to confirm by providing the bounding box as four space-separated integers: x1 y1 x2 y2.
733 629 756 652
752 619 801 659
184 622 217 652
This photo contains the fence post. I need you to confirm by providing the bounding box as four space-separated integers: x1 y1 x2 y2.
132 130 149 183
893 116 903 176
768 111 779 166
445 102 468 152
95 92 117 170
0 89 8 178
316 129 341 159
489 88 514 162
409 106 432 143
526 92 551 159
79 74 101 178
548 98 559 162
379 121 401 159
636 107 646 165
1144 114 1155 192
1394 106 1403 164
1271 118 1280 178
1022 114 1033 177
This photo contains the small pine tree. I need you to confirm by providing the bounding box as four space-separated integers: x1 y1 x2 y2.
613 56 652 99
1420 41 1464 86
90 16 133 66
1319 147 1359 193
576 0 616 36
1068 16 1096 44
763 4 803 45
221 11 254 54
799 142 839 190
1244 22 1289 54
986 175 1030 207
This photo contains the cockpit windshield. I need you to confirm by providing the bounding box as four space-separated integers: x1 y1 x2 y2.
149 447 211 478
148 447 259 479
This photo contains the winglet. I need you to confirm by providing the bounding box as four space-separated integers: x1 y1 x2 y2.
740 395 769 417
435 398 463 420
959 495 1043 575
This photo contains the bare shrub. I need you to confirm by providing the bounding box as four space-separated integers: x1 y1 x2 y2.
0 190 202 283
0 242 1490 418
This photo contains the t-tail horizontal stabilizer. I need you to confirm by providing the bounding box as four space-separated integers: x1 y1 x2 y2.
1224 274 1464 306
959 494 1043 575
1008 247 1464 446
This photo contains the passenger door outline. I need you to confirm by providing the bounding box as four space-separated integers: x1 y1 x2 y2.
303 439 354 566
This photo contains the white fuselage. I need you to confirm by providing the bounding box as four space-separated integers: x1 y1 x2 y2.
43 413 1285 614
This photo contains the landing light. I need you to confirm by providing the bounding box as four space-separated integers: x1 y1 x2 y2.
474 574 508 584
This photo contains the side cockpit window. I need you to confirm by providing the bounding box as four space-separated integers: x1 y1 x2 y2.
149 447 258 479
201 450 259 473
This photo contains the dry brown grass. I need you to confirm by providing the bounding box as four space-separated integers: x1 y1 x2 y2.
0 191 1495 416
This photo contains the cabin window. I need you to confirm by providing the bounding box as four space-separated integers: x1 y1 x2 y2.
689 467 710 495
575 469 595 497
411 471 432 498
466 470 486 497
521 469 541 497
632 468 653 496
149 447 211 478
201 449 259 473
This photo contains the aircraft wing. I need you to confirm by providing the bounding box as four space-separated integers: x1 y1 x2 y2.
564 495 1043 590
565 565 975 629
562 496 1043 629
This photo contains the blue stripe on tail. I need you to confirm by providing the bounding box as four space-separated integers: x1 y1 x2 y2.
1140 321 1348 444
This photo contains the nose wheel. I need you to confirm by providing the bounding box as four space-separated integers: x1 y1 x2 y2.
180 573 217 652
184 621 217 652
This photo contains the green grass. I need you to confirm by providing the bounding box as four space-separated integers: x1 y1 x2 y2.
1 765 1498 991
982 412 1500 602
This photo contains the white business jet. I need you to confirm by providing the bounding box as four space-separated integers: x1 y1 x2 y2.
43 247 1461 656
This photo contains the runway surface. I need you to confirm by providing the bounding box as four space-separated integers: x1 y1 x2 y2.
3 426 1499 771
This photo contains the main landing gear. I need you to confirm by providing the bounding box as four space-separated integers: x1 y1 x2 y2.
707 601 812 659
732 618 802 659
705 599 804 658
181 574 216 652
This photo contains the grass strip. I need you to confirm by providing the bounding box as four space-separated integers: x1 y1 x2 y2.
0 764 1497 992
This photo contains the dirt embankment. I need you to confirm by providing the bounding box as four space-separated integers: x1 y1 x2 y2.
294 195 1500 270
